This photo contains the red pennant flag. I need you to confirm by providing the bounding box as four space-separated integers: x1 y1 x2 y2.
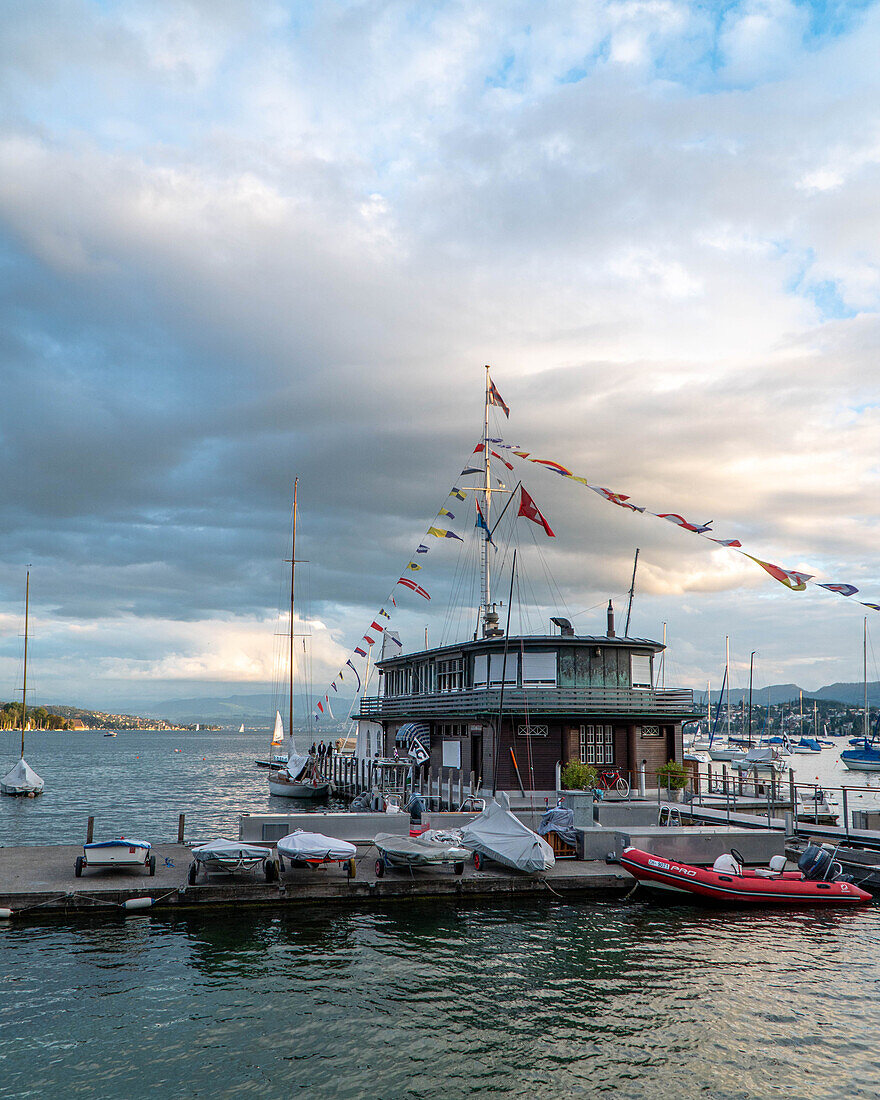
518 486 555 537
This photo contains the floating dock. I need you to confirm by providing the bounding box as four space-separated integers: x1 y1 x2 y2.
0 843 635 918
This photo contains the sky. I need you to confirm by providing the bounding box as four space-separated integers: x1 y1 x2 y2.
1 0 879 712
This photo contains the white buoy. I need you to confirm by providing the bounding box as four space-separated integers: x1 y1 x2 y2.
122 897 154 911
0 908 13 919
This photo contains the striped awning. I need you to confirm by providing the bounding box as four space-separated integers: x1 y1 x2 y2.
395 722 430 750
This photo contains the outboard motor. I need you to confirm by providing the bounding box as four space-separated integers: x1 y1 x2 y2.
798 843 849 882
407 793 427 837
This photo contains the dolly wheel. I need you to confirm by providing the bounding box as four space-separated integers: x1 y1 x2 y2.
375 858 385 878
346 858 357 879
454 862 464 876
188 862 198 885
473 852 482 871
74 856 84 878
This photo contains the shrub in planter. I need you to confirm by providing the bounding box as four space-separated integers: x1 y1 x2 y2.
561 760 597 790
656 760 689 790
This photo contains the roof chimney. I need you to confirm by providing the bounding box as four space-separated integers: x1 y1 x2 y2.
551 616 574 637
606 600 615 638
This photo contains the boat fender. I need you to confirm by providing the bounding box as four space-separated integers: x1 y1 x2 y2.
122 897 154 912
0 908 13 919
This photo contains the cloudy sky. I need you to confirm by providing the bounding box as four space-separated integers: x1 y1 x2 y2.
1 0 879 712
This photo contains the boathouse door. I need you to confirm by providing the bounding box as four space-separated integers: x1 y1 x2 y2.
471 733 483 785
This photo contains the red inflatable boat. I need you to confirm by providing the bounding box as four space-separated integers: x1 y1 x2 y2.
620 846 872 905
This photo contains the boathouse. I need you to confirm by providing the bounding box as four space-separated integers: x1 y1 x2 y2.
356 609 699 794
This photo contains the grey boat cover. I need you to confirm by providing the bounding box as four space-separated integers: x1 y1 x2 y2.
537 806 577 847
192 839 270 862
276 830 356 861
374 830 470 866
0 758 44 795
460 795 555 873
281 752 310 782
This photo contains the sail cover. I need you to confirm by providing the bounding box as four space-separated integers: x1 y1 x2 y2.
460 794 555 873
1 758 44 795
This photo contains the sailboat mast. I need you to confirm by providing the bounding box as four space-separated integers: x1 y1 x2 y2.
480 365 492 632
725 636 730 739
748 650 754 745
289 479 298 742
20 570 29 759
864 616 869 742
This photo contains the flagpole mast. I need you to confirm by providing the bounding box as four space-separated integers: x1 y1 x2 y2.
289 478 297 742
481 364 492 635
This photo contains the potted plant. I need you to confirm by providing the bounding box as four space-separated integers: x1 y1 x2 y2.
656 760 689 801
560 760 597 790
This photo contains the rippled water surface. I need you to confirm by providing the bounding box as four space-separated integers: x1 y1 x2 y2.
3 733 880 1098
3 901 880 1099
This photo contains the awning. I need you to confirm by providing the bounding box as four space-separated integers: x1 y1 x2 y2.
395 722 430 750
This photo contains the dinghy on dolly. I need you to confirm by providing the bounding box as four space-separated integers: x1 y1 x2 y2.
76 839 156 877
189 838 278 883
275 830 358 878
618 846 871 905
373 830 471 877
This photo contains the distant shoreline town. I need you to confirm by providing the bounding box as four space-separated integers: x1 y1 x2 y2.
0 702 220 732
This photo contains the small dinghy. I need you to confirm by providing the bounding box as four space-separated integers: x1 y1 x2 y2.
76 838 155 878
189 838 276 883
619 846 871 905
1 758 44 797
373 830 470 877
460 794 555 874
276 830 357 878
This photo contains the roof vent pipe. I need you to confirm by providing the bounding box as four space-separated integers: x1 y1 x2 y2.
550 616 574 637
606 600 615 638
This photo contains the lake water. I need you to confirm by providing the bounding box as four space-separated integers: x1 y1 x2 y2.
2 731 880 1098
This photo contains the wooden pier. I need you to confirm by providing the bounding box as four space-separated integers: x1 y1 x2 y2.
0 842 632 920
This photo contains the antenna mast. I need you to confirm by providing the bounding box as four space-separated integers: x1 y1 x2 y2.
480 365 492 633
289 479 297 741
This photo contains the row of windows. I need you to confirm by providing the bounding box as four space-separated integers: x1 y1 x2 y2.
382 652 653 697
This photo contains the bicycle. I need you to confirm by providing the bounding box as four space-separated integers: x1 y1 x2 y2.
593 767 630 797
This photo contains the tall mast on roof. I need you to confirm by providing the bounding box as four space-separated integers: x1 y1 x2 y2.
481 365 492 632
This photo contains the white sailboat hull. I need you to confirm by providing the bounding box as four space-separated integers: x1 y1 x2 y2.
268 774 330 799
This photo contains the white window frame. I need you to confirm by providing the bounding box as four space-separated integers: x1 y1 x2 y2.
631 654 652 690
522 651 557 686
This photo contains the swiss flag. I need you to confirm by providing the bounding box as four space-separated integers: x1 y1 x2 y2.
518 487 555 537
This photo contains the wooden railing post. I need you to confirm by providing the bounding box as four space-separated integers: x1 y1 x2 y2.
178 814 185 844
86 816 94 843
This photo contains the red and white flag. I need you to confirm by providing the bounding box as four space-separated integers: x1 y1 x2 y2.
518 486 555 537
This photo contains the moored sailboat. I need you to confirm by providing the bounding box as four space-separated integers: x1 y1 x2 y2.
268 479 330 801
840 618 880 771
1 572 44 797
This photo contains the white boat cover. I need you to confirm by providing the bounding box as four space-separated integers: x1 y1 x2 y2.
276 830 356 862
0 758 44 795
374 830 470 866
460 794 555 873
191 839 270 861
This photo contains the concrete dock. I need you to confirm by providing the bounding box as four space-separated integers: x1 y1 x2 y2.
0 843 634 919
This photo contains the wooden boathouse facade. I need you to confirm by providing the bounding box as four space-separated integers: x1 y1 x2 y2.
356 619 700 795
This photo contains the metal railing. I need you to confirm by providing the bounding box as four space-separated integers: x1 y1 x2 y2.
356 685 696 720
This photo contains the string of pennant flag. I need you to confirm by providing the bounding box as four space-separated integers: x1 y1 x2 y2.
480 437 879 614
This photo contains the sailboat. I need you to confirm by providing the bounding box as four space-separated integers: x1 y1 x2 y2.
239 723 245 733
254 711 289 768
1 572 44 797
268 480 330 800
840 618 880 771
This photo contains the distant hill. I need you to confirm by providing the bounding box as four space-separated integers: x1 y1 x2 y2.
136 693 354 729
700 682 880 707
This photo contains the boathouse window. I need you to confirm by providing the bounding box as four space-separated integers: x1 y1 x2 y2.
631 654 652 689
412 662 435 695
436 658 463 693
521 651 557 686
639 724 662 739
437 723 467 738
473 653 518 688
580 724 614 765
517 724 549 738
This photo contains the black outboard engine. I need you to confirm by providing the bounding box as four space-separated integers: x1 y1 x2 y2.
798 843 851 882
